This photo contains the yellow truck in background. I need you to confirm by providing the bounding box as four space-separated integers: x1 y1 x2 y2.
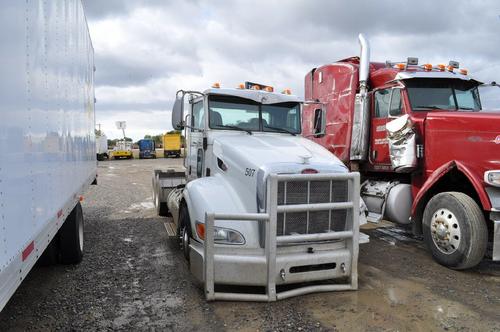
112 140 133 159
163 132 182 158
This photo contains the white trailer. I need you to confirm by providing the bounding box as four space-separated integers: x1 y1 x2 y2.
0 0 96 311
96 134 109 161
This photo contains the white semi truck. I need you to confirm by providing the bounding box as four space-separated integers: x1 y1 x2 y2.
0 0 96 311
154 82 362 301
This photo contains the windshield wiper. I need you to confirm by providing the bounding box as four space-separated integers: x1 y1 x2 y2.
264 125 296 136
213 124 252 135
414 105 450 110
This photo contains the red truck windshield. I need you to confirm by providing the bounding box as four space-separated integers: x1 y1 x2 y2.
405 78 481 111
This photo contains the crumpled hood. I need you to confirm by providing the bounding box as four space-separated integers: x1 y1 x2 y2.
212 133 347 171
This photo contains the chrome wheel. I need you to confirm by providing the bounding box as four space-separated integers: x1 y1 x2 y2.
78 215 84 252
181 225 190 260
430 208 461 254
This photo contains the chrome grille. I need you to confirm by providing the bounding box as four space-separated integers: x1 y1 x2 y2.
276 179 348 236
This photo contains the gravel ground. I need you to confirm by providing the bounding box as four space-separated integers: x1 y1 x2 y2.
0 159 499 331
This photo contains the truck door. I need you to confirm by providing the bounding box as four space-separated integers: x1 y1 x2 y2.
369 88 403 169
187 100 205 181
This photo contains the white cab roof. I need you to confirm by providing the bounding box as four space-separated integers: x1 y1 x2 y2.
203 88 303 104
394 70 481 83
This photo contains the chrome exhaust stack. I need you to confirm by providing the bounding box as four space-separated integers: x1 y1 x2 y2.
350 33 371 161
358 33 370 92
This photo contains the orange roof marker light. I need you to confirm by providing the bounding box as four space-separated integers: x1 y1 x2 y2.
446 65 454 72
437 64 446 71
212 82 221 88
244 81 274 91
459 68 468 75
422 63 433 71
281 88 292 95
237 83 245 89
394 63 405 70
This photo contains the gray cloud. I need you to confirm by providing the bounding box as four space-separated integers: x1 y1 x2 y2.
82 0 500 140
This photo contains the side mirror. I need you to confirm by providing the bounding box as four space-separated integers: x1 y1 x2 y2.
172 92 185 130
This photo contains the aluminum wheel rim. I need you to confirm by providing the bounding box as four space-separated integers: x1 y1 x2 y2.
182 226 189 258
78 215 84 252
430 208 461 254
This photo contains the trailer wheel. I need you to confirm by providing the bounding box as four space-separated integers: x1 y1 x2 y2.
423 192 487 269
179 205 191 261
59 202 84 264
38 238 59 266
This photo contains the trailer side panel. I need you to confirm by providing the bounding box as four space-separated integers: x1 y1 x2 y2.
0 0 96 311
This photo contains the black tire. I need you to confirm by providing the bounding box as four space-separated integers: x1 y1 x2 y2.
37 238 59 266
423 192 487 270
59 202 84 264
179 205 191 261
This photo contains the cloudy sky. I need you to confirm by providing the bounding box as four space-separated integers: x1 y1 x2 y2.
83 0 500 141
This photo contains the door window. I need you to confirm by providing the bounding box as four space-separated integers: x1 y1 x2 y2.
389 89 403 116
191 101 204 131
374 89 391 117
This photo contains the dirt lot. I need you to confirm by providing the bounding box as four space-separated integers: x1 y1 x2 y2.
1 159 499 331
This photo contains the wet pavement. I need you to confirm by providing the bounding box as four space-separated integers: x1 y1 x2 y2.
0 159 499 331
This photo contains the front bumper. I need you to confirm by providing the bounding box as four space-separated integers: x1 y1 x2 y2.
140 151 155 158
189 240 352 287
491 211 500 261
113 151 132 157
486 187 500 261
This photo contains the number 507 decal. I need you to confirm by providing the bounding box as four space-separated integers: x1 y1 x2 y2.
245 168 256 177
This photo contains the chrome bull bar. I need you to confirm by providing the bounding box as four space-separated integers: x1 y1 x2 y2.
204 172 360 301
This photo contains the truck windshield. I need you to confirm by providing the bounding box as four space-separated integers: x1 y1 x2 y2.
478 84 500 111
208 95 301 134
405 78 481 111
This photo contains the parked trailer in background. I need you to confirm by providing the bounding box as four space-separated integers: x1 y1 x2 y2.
0 0 96 311
163 132 182 158
138 139 157 159
96 134 109 161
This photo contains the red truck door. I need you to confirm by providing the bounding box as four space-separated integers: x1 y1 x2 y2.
369 88 404 170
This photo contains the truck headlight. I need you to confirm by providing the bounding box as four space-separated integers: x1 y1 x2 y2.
195 222 245 245
485 171 500 187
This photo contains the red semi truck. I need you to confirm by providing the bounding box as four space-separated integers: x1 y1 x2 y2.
303 34 500 269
